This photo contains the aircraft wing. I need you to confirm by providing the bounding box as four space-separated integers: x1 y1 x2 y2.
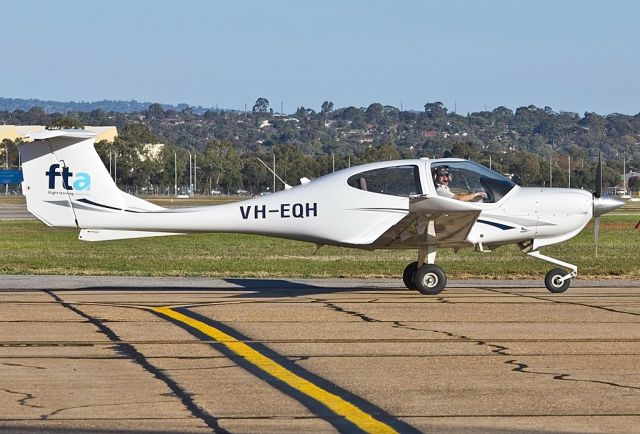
370 195 481 248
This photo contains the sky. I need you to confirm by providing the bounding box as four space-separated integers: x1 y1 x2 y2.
2 0 640 116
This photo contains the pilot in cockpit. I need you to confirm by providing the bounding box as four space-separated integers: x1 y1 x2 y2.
433 165 487 202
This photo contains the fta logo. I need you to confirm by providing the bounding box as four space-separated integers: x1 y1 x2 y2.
45 164 91 191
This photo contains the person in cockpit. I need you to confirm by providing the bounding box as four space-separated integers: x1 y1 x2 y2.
433 165 486 202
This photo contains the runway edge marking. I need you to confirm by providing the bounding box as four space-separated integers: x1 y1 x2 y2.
152 306 416 434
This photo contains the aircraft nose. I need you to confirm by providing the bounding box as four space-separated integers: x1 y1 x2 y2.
593 196 625 217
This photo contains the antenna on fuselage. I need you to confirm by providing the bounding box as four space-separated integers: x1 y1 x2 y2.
257 157 292 190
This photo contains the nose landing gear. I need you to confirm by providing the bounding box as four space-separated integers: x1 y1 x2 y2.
527 251 577 294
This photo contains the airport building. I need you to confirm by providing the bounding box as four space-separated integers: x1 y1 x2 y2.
0 125 118 143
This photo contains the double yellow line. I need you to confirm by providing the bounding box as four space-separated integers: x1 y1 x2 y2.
153 306 398 434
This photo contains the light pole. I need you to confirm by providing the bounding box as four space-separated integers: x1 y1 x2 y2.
623 156 627 194
187 150 192 196
272 153 276 193
194 152 197 196
174 151 177 196
4 141 8 196
17 145 21 195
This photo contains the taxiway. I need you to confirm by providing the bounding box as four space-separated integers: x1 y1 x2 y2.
1 276 639 433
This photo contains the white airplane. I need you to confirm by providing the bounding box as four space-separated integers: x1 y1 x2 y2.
20 130 624 295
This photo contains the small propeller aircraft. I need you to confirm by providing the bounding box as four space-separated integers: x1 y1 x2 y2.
20 130 624 295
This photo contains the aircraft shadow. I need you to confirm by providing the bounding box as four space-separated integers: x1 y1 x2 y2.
56 277 385 298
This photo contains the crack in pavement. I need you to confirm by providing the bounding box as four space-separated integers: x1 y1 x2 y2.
315 300 383 323
396 322 640 391
43 290 229 434
483 287 640 317
40 399 175 420
287 355 311 365
506 359 640 391
478 287 640 391
1 388 43 409
318 299 639 393
2 362 46 370
315 298 511 356
165 364 237 371
391 321 511 355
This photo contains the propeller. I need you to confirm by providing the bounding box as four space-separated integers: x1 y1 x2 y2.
592 153 625 257
594 214 600 258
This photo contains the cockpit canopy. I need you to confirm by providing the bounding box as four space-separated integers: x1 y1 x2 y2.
429 161 515 203
345 159 516 204
346 165 422 197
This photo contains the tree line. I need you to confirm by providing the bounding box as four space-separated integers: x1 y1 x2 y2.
1 99 639 194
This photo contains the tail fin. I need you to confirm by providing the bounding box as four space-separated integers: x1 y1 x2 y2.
20 129 163 230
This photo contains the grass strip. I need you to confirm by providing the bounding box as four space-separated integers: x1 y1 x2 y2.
0 215 638 279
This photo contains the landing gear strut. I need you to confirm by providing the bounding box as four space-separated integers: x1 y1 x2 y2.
527 250 577 294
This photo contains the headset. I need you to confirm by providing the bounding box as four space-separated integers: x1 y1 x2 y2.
432 165 453 183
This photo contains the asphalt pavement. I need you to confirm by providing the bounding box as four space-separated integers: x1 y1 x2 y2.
0 203 32 220
1 276 639 433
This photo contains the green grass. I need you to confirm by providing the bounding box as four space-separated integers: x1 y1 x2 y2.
0 215 638 279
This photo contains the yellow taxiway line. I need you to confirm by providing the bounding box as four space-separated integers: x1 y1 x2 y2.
153 306 398 434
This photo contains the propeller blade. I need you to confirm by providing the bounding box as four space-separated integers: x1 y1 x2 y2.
594 216 600 258
594 153 602 198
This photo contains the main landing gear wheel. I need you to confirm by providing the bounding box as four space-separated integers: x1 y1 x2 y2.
402 261 419 290
414 264 447 295
544 268 571 293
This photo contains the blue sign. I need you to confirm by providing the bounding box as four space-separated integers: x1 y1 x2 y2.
0 169 23 184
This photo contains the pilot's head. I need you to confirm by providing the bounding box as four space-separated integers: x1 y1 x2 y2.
433 165 452 184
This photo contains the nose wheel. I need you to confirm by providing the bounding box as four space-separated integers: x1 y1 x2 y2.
403 262 447 295
544 268 571 293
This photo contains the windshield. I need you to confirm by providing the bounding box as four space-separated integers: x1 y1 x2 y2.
430 161 515 203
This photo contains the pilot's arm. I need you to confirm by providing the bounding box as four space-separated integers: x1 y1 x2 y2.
436 184 485 201
453 191 486 202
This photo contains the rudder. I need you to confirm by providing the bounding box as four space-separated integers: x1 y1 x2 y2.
20 129 160 229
